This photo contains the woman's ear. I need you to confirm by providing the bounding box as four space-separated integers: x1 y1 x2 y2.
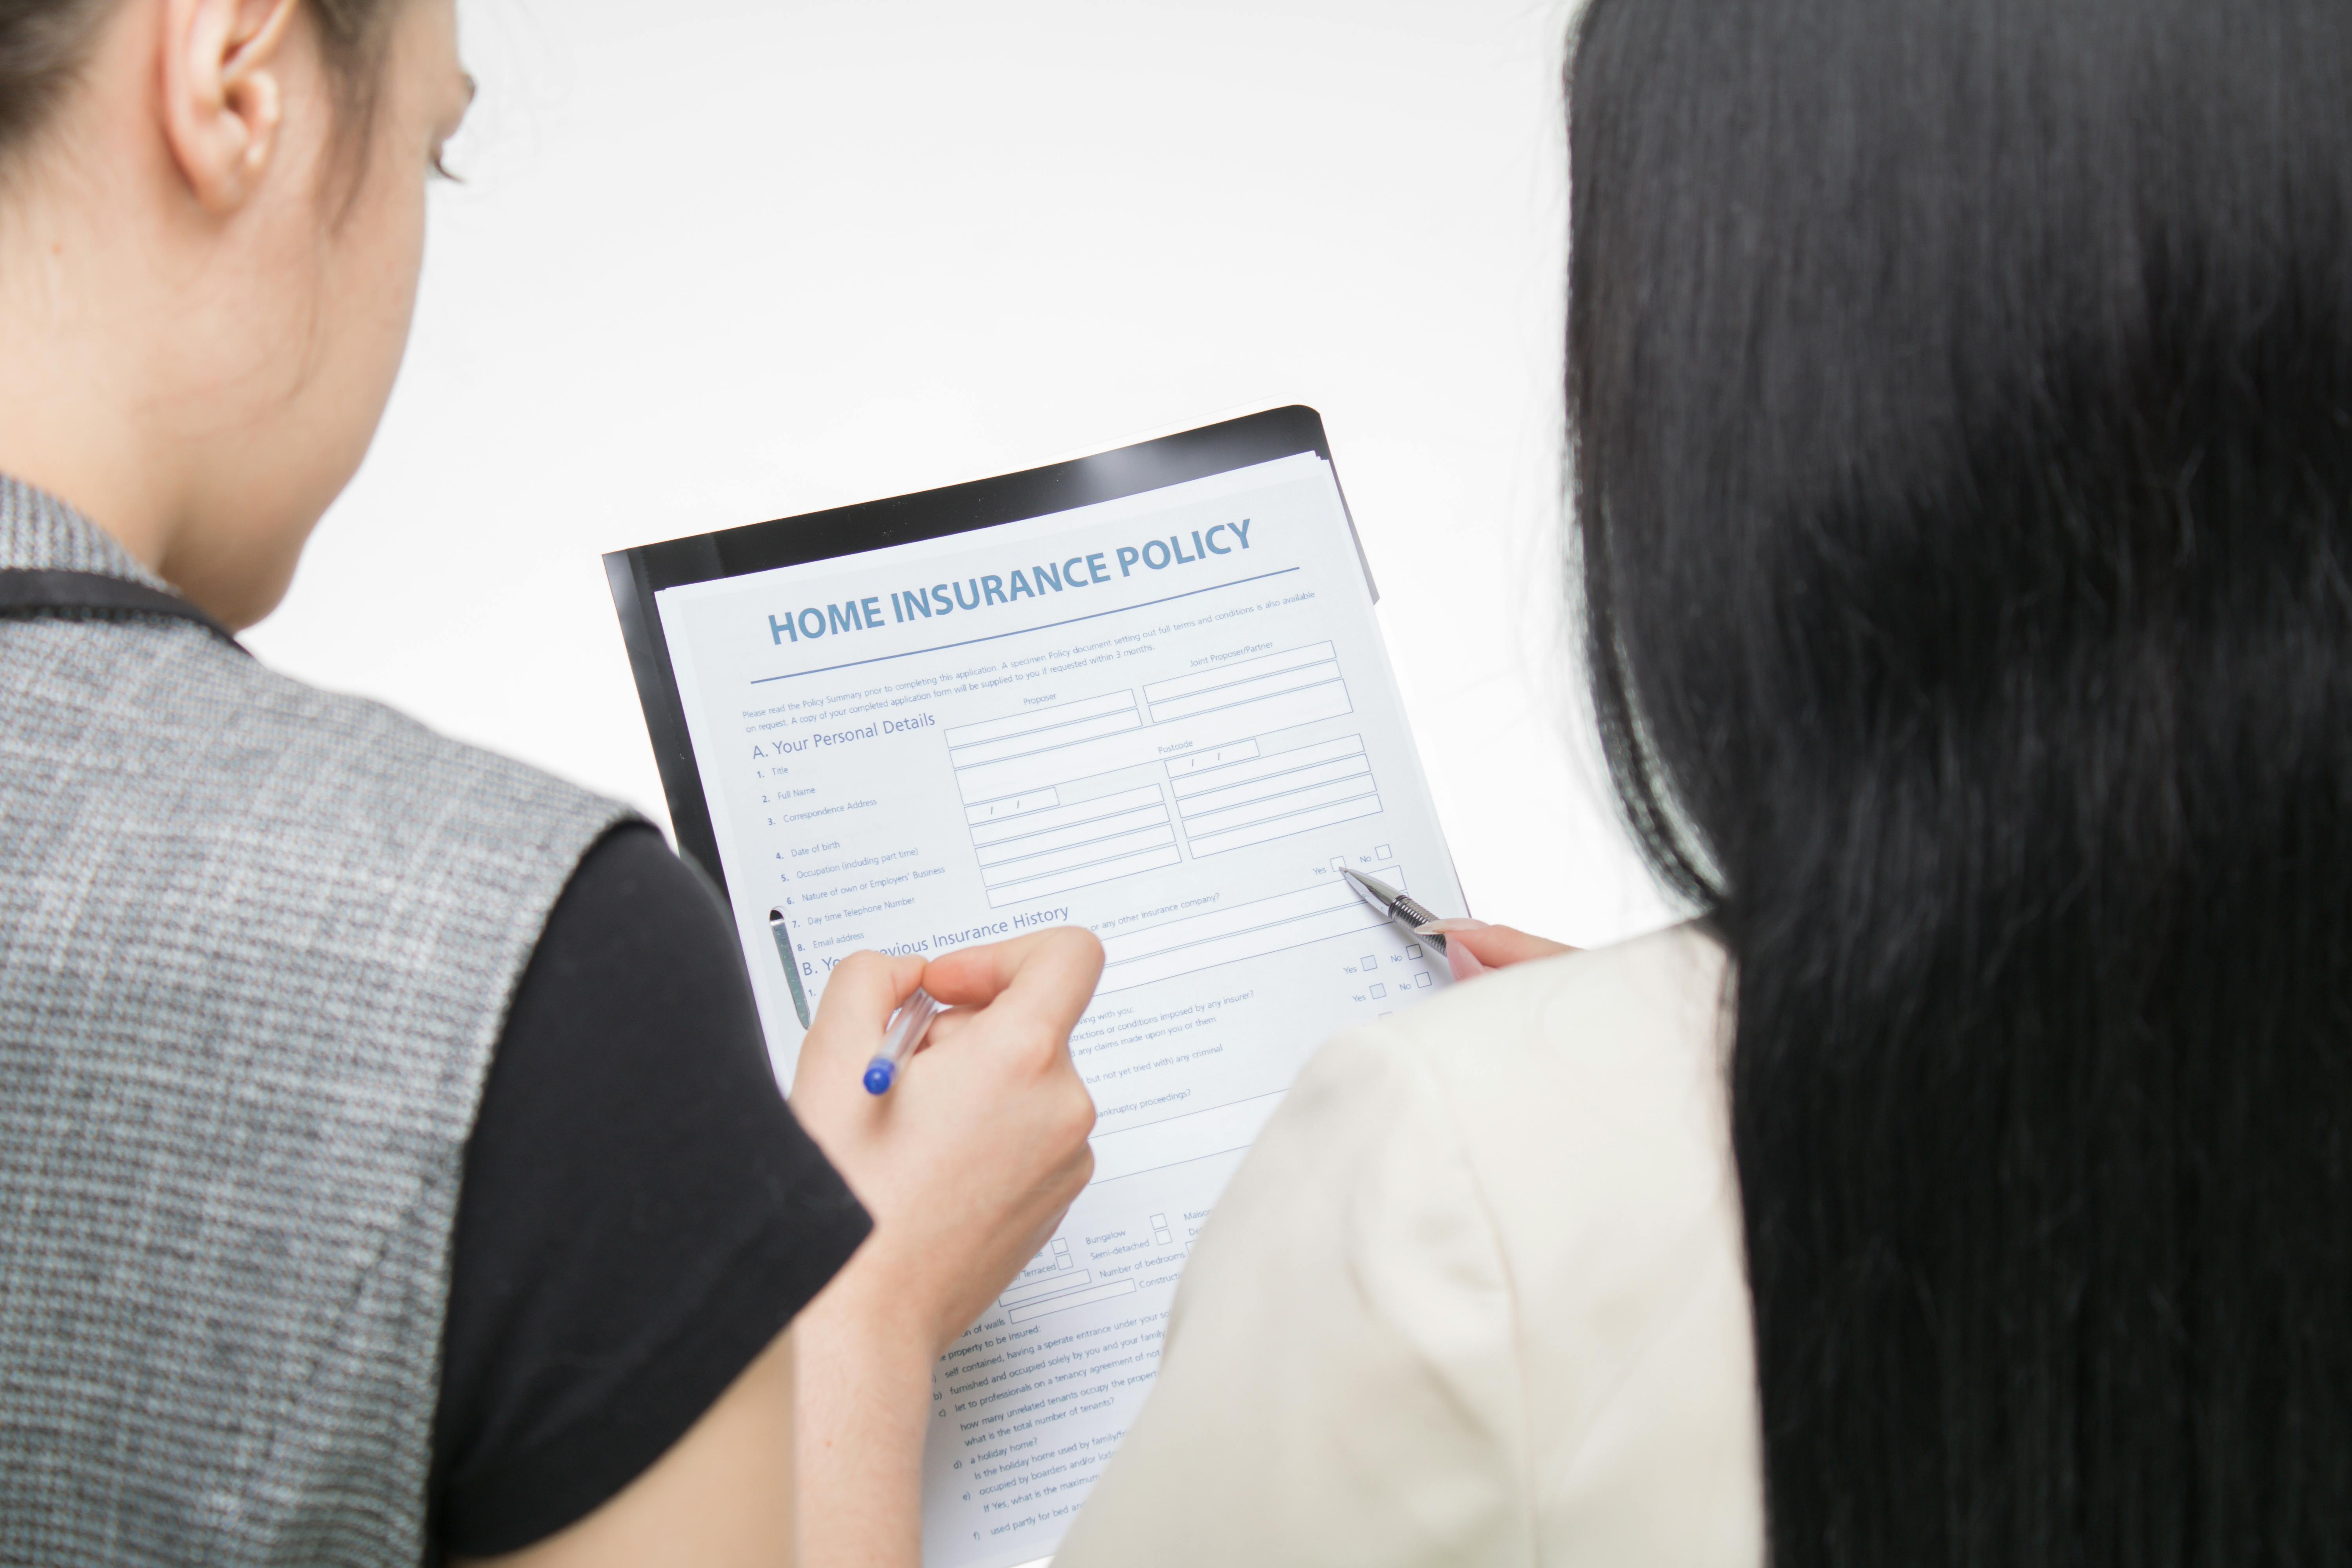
159 0 301 214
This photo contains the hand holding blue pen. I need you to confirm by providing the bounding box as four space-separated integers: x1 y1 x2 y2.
863 986 942 1094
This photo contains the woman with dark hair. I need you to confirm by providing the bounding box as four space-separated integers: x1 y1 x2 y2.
0 2 1102 1564
1058 0 2352 1563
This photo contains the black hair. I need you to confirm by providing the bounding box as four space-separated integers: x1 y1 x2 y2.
1568 0 2352 1563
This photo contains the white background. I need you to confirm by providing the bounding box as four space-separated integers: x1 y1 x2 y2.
246 0 1677 948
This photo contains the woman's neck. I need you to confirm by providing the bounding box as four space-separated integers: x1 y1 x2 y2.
0 103 211 578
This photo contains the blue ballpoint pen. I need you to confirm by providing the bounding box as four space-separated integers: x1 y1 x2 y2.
864 987 943 1095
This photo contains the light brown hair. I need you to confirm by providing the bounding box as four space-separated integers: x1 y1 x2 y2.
0 0 405 161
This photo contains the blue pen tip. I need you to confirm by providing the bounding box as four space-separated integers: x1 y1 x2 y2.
863 1060 896 1096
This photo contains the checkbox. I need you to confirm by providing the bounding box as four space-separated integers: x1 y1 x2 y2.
1375 844 1392 860
1331 856 1347 872
1370 983 1388 998
1149 1214 1167 1228
1360 955 1377 971
1406 943 1422 958
1413 971 1432 989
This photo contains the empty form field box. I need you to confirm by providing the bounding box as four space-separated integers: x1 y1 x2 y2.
1096 880 1390 995
945 691 1140 765
1005 1277 1138 1324
968 785 1181 907
975 799 1169 869
952 648 1356 806
1169 735 1381 858
983 844 1183 907
966 789 1061 825
1001 1268 1094 1308
1142 643 1339 723
1165 741 1261 777
985 825 1175 885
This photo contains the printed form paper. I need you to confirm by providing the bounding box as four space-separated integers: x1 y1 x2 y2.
655 451 1463 1568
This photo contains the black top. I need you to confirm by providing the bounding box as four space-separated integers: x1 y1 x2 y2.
428 824 870 1558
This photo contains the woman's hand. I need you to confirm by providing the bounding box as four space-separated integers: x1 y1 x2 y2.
786 927 1104 1568
461 930 1105 1568
1418 919 1579 981
792 929 1103 1355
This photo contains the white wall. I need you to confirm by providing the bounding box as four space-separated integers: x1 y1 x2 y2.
246 0 1678 948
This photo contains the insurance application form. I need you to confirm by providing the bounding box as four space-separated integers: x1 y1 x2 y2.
654 450 1463 1568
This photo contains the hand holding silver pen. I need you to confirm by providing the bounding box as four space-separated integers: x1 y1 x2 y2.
1342 867 1577 980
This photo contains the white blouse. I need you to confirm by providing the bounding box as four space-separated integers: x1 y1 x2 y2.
1053 925 1763 1567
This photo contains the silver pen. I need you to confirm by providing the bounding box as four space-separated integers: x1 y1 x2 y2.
1340 867 1449 953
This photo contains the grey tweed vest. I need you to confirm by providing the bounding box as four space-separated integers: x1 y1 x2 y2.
0 481 633 1564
